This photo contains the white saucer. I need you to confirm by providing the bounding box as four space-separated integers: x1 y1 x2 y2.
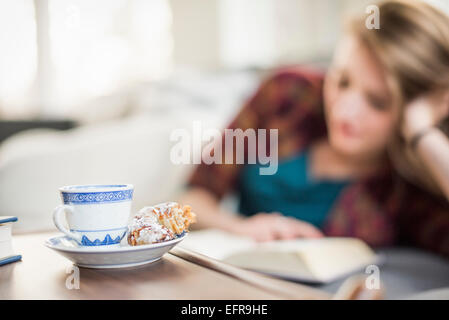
45 233 187 269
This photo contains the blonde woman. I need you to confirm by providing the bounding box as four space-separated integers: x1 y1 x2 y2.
180 0 449 257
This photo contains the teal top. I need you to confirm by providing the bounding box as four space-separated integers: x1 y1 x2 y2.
238 151 350 228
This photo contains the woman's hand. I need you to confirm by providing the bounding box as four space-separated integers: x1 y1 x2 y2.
229 212 324 242
402 90 449 143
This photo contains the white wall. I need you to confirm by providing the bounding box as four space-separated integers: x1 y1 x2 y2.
169 0 221 69
170 0 377 70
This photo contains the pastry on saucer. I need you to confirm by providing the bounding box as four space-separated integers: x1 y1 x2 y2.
137 202 196 235
127 217 174 246
127 202 196 246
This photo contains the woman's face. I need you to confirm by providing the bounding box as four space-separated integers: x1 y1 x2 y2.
324 36 399 161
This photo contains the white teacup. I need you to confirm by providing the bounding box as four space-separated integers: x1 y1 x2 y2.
53 184 133 246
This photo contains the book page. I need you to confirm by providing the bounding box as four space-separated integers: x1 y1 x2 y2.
0 224 12 242
180 229 256 260
0 240 13 259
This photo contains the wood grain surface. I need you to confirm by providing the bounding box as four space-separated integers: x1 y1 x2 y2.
0 232 328 300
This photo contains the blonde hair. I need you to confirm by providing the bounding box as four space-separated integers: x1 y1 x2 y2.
347 0 449 194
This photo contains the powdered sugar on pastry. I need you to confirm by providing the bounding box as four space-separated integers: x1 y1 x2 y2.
137 202 196 235
128 222 174 246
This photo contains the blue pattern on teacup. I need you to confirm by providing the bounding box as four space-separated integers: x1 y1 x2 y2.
62 189 133 204
64 184 129 190
70 227 128 246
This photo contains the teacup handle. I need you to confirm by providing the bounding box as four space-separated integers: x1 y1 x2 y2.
53 205 82 243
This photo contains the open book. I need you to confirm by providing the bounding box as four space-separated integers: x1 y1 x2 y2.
179 229 379 284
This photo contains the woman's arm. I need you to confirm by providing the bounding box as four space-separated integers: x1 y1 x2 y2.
178 187 242 231
414 129 449 198
396 91 449 257
403 90 449 199
178 187 323 241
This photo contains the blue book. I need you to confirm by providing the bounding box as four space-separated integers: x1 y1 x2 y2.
0 216 21 266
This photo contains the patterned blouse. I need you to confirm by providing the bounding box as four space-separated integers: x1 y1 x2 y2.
188 67 449 258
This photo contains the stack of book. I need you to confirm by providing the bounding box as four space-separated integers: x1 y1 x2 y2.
0 216 22 266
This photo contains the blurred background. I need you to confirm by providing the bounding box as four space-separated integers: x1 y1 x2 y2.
1 0 449 232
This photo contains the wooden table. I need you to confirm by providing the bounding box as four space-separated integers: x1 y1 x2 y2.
0 232 328 300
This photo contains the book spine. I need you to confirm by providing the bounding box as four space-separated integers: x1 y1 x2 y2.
0 255 22 266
